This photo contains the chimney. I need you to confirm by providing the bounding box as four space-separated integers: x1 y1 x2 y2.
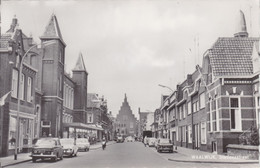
7 16 18 33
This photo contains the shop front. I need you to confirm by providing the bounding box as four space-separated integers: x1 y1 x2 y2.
63 122 104 144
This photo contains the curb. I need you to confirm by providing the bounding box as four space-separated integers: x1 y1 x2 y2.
168 158 259 164
2 159 32 168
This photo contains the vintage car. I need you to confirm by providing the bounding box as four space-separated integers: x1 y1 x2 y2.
60 138 79 157
31 137 64 162
117 136 124 143
125 136 134 142
157 138 173 153
147 137 156 147
76 138 90 152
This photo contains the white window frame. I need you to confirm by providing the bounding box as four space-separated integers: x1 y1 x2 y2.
20 73 25 100
183 104 186 119
11 69 18 98
188 125 192 143
255 96 259 129
27 77 32 102
230 97 241 131
187 101 191 115
200 93 206 109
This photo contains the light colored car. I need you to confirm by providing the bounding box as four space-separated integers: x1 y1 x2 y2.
125 136 134 142
76 138 90 152
117 136 124 143
148 137 156 147
31 137 63 162
60 138 79 157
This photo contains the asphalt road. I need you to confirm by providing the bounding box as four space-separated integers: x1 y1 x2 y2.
8 142 259 168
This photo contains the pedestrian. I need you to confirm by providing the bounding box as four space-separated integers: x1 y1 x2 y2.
144 136 147 147
102 137 106 150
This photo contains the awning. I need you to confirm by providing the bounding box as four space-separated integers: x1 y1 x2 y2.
63 122 104 131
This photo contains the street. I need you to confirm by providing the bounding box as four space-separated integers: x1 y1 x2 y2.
7 142 259 168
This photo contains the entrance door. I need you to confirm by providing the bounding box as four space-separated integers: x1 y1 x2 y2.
212 141 217 153
172 132 176 145
194 124 200 149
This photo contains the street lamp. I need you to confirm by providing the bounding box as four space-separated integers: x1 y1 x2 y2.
158 84 174 92
14 40 56 160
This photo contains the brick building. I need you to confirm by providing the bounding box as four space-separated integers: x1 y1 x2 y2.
0 14 110 156
155 10 259 154
115 94 137 137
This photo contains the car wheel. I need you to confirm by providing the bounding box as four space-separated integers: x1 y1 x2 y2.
51 157 56 162
32 157 37 163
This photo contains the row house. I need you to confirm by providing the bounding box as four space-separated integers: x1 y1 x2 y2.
156 10 259 154
86 93 114 141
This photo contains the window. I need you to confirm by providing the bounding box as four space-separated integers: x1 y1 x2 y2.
11 69 18 98
183 104 186 119
179 106 182 120
188 125 192 143
201 122 206 144
187 102 191 115
87 113 93 123
200 93 205 109
192 101 198 113
27 77 32 102
230 98 241 130
130 122 133 128
182 126 186 142
20 74 25 100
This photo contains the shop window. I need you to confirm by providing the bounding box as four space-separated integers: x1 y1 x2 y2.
188 125 192 143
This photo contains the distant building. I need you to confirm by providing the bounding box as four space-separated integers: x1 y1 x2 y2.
115 94 137 137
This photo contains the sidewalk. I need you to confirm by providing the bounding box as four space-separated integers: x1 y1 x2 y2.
0 141 116 167
168 146 259 164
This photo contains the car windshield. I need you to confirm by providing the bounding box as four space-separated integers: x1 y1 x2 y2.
60 139 74 145
159 139 170 144
35 139 56 146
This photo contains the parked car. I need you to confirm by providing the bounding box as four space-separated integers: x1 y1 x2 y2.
76 138 90 152
125 136 134 142
117 136 124 143
60 138 79 157
157 139 173 153
30 137 63 162
148 137 156 147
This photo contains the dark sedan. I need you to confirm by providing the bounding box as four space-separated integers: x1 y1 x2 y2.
30 137 64 162
157 139 173 153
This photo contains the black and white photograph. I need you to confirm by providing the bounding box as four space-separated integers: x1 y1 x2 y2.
0 0 259 167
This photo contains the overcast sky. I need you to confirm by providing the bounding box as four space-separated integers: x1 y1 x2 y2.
2 0 259 119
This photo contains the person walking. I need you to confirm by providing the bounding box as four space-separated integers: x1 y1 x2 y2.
102 137 106 150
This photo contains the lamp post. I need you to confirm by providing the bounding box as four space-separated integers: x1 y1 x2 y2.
14 40 56 160
158 84 174 92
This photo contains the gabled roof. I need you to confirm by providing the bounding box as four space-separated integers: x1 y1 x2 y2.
208 37 259 77
0 33 12 49
73 52 88 73
40 14 66 46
